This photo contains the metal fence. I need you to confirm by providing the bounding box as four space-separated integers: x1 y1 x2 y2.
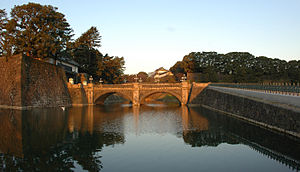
210 83 300 96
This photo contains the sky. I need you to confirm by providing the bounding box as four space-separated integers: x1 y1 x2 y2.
1 0 300 74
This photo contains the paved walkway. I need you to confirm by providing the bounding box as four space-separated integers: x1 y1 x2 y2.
209 86 300 109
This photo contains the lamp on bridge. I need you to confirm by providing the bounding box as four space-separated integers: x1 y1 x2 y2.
99 78 103 84
181 74 187 82
134 75 139 83
89 75 93 83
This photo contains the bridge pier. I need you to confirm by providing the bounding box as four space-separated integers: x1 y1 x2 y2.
132 83 140 106
87 83 94 105
181 81 190 105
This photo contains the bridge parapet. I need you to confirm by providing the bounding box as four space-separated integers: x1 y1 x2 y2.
140 83 182 87
140 83 182 89
93 83 183 88
67 83 82 88
94 83 134 88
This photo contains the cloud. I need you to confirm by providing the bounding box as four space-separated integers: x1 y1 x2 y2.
166 26 176 32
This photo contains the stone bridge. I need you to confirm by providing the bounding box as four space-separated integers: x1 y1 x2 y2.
68 82 210 106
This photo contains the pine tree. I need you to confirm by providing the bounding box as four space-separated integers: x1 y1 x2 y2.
9 3 73 59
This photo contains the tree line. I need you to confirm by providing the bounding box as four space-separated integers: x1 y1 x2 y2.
170 52 300 83
0 3 124 84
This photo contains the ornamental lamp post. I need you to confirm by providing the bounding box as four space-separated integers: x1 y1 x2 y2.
134 75 139 83
89 75 93 83
181 74 187 82
69 78 74 84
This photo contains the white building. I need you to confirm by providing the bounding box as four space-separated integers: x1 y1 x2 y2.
44 57 79 73
150 67 174 82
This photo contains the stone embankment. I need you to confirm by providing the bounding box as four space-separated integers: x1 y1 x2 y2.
0 54 71 109
67 83 88 106
190 86 300 138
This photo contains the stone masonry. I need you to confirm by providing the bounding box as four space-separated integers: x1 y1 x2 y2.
67 82 210 106
191 87 300 138
0 54 71 109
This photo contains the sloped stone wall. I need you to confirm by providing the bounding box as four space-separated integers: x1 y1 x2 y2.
21 55 71 107
67 85 88 105
191 87 300 138
0 55 22 107
0 54 71 109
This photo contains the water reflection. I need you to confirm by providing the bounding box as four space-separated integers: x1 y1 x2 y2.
0 107 125 171
0 109 22 158
0 105 299 171
194 107 300 170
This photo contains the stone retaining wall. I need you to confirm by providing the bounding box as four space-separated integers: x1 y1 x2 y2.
190 87 300 138
67 85 88 106
0 54 71 109
0 55 22 107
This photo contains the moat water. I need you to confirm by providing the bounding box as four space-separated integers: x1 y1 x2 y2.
0 104 300 171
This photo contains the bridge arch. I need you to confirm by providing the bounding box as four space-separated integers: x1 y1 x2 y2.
94 91 133 105
140 90 182 105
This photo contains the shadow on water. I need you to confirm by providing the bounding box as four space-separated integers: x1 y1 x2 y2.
187 107 300 170
0 104 299 171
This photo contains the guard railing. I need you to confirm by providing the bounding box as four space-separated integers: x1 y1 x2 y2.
210 83 300 96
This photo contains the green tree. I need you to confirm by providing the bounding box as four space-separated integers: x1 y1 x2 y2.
75 26 101 49
159 75 176 83
73 45 103 76
173 51 299 83
137 71 148 82
287 60 300 83
9 3 73 59
0 9 14 57
202 66 218 82
97 54 125 84
73 26 102 76
224 52 255 82
122 74 137 83
0 9 7 56
170 61 185 81
182 52 200 73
